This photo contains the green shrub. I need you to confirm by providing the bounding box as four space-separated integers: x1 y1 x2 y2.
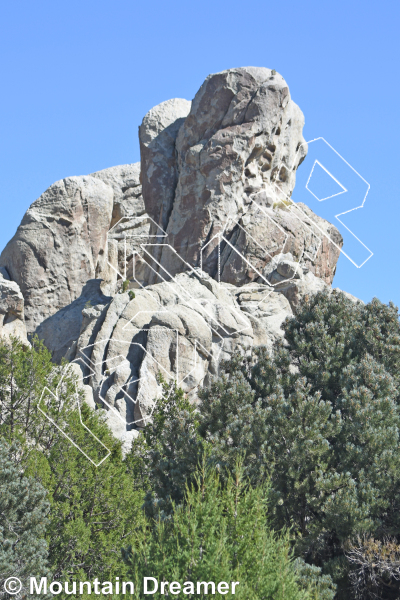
135 291 400 598
0 441 50 599
123 461 317 599
0 336 145 587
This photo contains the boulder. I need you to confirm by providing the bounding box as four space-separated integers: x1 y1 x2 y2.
139 98 192 283
152 68 309 278
0 164 151 352
0 176 114 334
218 201 342 287
0 268 29 344
135 68 342 290
36 279 112 364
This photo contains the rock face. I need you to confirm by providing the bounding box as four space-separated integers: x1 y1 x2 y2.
0 176 114 333
0 267 29 344
139 98 192 283
90 163 151 292
0 164 149 357
91 163 144 229
0 66 345 444
140 98 192 234
139 67 341 289
72 267 302 437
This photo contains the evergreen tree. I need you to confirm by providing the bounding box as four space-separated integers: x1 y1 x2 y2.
128 380 203 520
0 335 76 467
134 291 400 598
30 404 146 584
0 336 146 590
123 461 329 599
0 441 50 599
199 292 400 596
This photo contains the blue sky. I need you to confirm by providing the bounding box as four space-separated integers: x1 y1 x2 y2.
1 0 399 306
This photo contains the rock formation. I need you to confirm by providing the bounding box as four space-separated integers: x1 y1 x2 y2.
0 66 346 445
0 266 29 345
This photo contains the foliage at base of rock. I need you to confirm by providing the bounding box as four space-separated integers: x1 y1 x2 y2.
123 462 319 599
0 441 50 600
0 336 145 588
133 290 400 598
